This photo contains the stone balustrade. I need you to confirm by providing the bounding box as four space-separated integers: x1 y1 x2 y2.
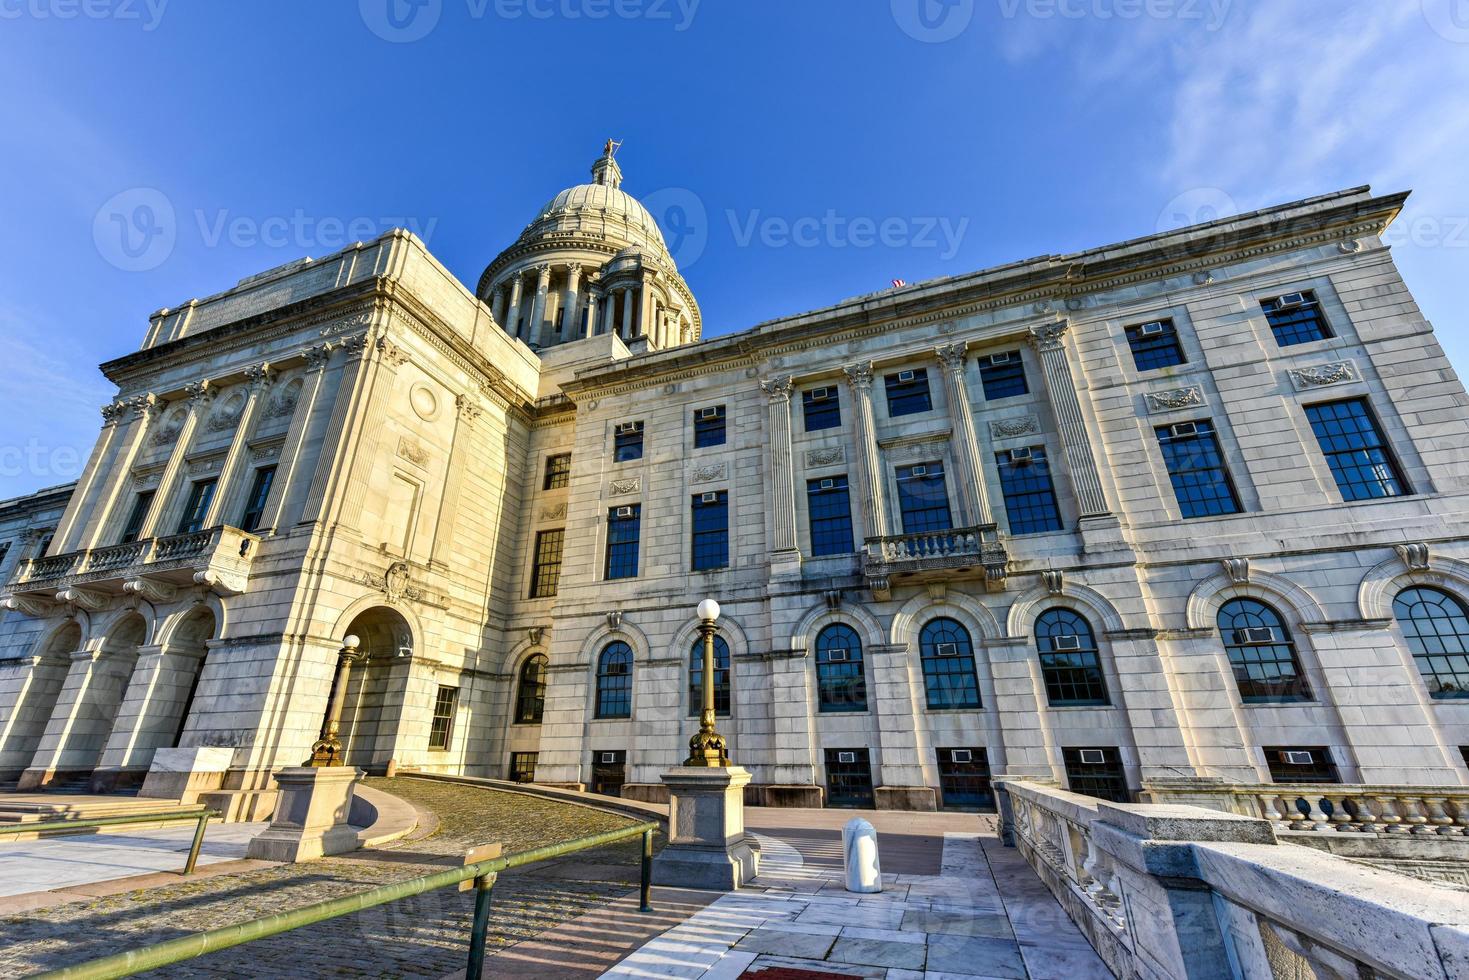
1143 778 1469 837
861 525 1009 591
5 525 261 601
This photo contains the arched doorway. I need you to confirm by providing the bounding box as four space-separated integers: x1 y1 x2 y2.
336 606 413 773
0 621 79 783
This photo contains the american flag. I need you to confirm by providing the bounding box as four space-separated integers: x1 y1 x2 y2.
891 278 907 288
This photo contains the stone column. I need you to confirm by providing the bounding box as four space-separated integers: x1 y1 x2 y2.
585 289 600 338
760 375 801 578
842 363 890 540
504 274 524 339
53 402 125 553
299 334 377 526
1028 322 1109 519
529 264 552 347
76 394 160 551
935 342 996 528
139 381 215 539
639 283 655 339
255 343 334 534
491 283 507 326
621 288 635 340
204 363 273 529
560 263 582 339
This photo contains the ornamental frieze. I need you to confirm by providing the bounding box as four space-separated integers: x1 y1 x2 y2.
610 477 641 496
805 447 844 467
989 416 1040 439
1144 385 1205 414
1288 360 1358 390
690 462 727 484
396 436 430 468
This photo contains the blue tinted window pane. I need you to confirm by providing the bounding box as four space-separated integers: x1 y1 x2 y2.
605 505 641 579
595 642 633 719
614 423 644 462
1155 421 1242 518
1395 587 1469 699
896 462 952 534
816 623 866 712
884 370 932 416
1218 599 1311 702
979 354 1028 400
1304 399 1408 501
919 618 981 710
1035 608 1108 705
691 492 729 571
1262 291 1332 347
1125 320 1187 372
996 447 1063 534
802 388 841 431
688 634 731 716
694 406 726 448
806 476 855 556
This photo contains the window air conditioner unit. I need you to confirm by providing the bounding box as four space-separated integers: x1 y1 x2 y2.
951 749 973 764
1239 627 1275 644
616 422 640 434
989 352 1011 365
1052 634 1081 651
1138 321 1167 336
1078 749 1107 765
1009 447 1033 464
1275 293 1307 310
701 492 719 503
819 478 835 490
837 751 857 764
1170 422 1199 438
911 465 927 477
614 506 634 519
1283 750 1314 766
810 387 831 401
700 407 720 419
826 649 848 662
600 752 619 764
935 642 959 657
897 370 916 383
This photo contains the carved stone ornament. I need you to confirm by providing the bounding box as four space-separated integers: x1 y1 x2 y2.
184 379 215 406
250 443 281 462
304 342 335 370
101 401 127 425
2 594 59 618
377 336 411 367
1338 239 1362 254
56 587 108 612
151 408 187 446
123 578 177 604
1027 322 1069 352
357 561 422 604
842 362 874 389
456 393 484 422
208 394 247 432
606 610 622 630
1193 270 1216 286
935 341 967 371
691 462 727 484
610 477 641 496
1397 543 1431 571
759 375 794 402
1222 557 1250 584
1032 300 1053 315
540 502 567 521
397 436 430 468
1043 570 1064 595
244 363 274 390
528 626 544 646
1288 361 1358 390
824 589 843 610
264 382 302 420
187 455 224 477
319 309 374 338
989 416 1040 440
1145 386 1205 414
805 447 845 467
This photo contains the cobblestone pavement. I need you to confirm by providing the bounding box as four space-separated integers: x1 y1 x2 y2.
0 777 658 978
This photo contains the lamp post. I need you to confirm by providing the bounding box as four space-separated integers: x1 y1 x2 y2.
307 634 364 767
684 598 730 767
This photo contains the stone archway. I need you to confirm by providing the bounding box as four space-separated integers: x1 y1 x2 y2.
0 621 80 783
48 612 147 787
337 606 413 773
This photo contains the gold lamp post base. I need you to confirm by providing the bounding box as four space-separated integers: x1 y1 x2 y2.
306 736 345 768
684 727 730 767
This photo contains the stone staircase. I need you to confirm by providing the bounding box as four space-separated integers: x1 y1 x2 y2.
0 793 203 838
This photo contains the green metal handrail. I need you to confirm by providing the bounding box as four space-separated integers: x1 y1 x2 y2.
0 808 217 876
32 819 659 980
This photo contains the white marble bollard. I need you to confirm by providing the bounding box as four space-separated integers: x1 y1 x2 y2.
843 817 882 893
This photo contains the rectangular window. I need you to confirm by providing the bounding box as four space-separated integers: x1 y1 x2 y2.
529 528 565 598
693 405 727 448
824 748 875 808
937 748 994 811
1264 746 1340 784
605 504 641 579
543 453 571 490
979 352 1029 400
896 461 953 534
176 479 217 535
613 421 644 462
591 749 626 797
691 491 729 571
995 446 1063 534
1062 747 1130 803
1262 290 1332 347
806 476 855 556
1155 420 1242 518
1304 399 1409 501
802 387 842 431
239 466 276 533
1125 318 1187 372
120 490 155 543
508 752 538 784
428 685 458 750
884 369 932 417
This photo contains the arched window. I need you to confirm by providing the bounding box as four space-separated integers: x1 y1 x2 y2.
515 654 548 724
816 623 866 712
1035 608 1108 706
919 617 981 710
688 634 731 716
1218 599 1311 702
595 642 633 719
1394 587 1469 699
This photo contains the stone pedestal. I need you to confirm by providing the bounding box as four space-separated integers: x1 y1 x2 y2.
246 766 361 863
140 746 234 804
653 766 760 891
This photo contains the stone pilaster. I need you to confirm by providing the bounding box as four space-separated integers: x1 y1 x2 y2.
868 642 937 810
53 401 125 553
299 333 377 526
842 362 890 541
760 374 800 578
331 335 410 533
76 394 160 551
935 342 994 527
429 393 483 566
138 380 215 540
256 343 333 534
1027 323 1109 518
204 363 273 528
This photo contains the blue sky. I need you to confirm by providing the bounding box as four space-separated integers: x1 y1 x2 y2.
1 0 1466 499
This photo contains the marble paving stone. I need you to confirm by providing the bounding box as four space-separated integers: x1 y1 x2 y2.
1019 942 1116 980
924 936 1028 980
757 919 842 937
734 926 837 959
829 936 928 970
902 908 1013 940
842 925 926 945
745 953 886 978
795 903 906 930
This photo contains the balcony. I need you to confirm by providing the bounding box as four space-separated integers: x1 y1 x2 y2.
3 526 261 614
861 525 1009 598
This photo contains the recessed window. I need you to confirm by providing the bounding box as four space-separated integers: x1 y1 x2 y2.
936 747 994 810
1062 747 1130 803
1155 419 1242 518
1218 598 1311 702
1125 319 1186 372
595 642 633 719
176 479 217 535
884 369 932 417
824 747 875 808
428 685 458 750
605 505 641 580
802 387 841 431
816 623 866 713
613 422 644 462
806 475 855 556
896 462 952 534
120 490 155 544
239 466 275 533
543 453 571 490
919 618 981 710
515 654 548 724
996 446 1063 534
1262 290 1332 347
529 529 564 598
508 752 538 783
1304 399 1408 501
688 634 731 716
979 352 1028 400
693 405 727 448
1264 746 1339 784
1394 587 1469 699
691 491 729 571
1036 608 1109 706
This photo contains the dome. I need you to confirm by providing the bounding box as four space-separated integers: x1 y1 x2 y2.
523 183 671 263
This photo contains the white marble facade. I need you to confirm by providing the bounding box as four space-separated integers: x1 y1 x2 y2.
1 148 1468 811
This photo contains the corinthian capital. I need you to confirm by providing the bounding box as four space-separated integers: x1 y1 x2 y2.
935 341 968 371
842 362 874 390
245 363 275 390
129 392 160 421
1027 322 1069 353
759 374 794 403
101 401 127 426
184 379 215 406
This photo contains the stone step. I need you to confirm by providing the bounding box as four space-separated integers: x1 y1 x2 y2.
0 793 199 825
